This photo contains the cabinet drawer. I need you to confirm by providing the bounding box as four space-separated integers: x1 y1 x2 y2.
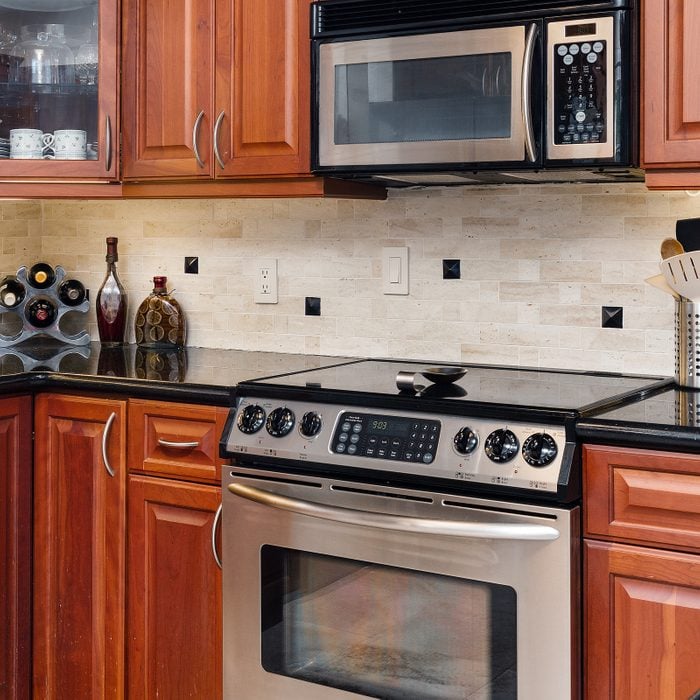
128 399 228 483
584 445 700 553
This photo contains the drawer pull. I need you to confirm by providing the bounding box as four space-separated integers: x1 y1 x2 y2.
212 503 222 569
102 411 117 477
157 439 201 450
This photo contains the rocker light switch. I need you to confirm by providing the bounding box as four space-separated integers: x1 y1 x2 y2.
382 247 409 295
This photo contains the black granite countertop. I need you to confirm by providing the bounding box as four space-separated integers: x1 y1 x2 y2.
577 384 700 452
0 342 355 405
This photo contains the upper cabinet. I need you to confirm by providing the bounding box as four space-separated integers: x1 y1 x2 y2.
121 0 310 180
0 0 119 181
643 0 700 188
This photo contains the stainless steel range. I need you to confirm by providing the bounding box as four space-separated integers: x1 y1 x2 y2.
220 360 669 700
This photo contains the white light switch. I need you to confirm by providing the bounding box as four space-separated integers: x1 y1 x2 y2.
382 247 409 295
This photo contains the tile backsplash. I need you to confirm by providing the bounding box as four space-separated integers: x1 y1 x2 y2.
4 182 700 375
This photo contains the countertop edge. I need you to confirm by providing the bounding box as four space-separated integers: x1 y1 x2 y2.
577 419 700 453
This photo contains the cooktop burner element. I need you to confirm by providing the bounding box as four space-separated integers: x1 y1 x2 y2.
221 360 671 503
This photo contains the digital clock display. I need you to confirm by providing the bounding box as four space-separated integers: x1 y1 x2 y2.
368 417 410 436
565 23 596 36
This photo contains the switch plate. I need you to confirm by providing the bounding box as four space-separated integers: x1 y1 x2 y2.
254 259 278 304
382 247 409 295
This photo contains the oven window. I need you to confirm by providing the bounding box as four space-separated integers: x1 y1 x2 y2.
261 546 517 699
334 54 512 145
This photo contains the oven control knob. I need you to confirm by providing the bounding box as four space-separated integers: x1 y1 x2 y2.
453 427 478 455
266 407 295 437
522 433 558 467
300 411 322 438
484 429 519 463
237 404 266 434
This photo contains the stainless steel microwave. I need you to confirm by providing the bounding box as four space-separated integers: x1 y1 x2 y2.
311 0 640 186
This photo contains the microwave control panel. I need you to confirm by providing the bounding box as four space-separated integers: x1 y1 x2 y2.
547 16 615 160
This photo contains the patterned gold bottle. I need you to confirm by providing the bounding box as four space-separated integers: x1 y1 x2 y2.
134 276 186 348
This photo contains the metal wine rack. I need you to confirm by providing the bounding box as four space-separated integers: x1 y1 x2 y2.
0 265 89 347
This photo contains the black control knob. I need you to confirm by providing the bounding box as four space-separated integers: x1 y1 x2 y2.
453 427 478 455
484 429 519 463
237 404 265 435
266 407 295 437
299 411 322 438
522 433 558 467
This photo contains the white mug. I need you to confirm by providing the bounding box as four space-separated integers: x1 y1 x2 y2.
53 129 87 160
9 129 53 159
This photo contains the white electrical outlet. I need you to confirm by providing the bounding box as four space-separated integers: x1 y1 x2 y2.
254 259 278 304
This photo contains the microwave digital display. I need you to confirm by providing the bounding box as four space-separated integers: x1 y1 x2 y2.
566 23 597 36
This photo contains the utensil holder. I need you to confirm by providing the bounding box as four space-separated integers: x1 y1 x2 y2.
675 299 700 389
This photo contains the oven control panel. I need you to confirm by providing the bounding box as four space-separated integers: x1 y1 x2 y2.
225 398 573 495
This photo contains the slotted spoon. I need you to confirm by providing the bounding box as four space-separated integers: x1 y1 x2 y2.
660 251 700 300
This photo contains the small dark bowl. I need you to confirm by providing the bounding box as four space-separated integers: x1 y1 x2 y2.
421 366 468 384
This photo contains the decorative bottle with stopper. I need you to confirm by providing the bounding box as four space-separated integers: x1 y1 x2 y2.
134 276 186 348
96 237 127 344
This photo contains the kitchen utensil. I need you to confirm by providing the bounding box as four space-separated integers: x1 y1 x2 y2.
660 237 685 260
675 299 700 388
660 251 700 300
644 274 682 300
676 218 700 252
421 366 468 384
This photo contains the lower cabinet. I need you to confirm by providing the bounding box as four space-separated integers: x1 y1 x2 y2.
0 395 32 700
127 475 222 699
33 394 127 699
583 445 700 700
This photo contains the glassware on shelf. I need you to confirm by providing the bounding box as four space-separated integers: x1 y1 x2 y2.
0 24 17 83
9 24 75 88
75 27 98 86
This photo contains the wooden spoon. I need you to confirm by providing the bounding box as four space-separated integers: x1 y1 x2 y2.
660 237 685 259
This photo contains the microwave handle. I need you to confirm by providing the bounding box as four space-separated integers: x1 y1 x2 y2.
522 22 539 163
227 482 560 541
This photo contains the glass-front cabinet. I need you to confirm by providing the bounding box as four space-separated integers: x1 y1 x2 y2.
0 0 117 180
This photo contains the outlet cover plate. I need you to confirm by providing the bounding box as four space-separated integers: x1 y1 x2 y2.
254 259 278 304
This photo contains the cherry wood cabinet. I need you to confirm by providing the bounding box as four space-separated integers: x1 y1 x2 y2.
122 0 311 181
127 475 222 699
33 393 127 699
0 395 32 700
643 0 700 189
583 445 700 699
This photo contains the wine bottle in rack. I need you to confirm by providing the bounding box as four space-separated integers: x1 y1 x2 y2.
25 297 58 328
0 276 26 308
27 262 56 289
58 279 87 306
96 237 127 344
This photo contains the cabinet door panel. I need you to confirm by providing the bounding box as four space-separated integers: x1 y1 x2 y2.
122 0 214 178
33 394 126 699
0 396 32 700
216 0 311 176
643 0 700 167
127 475 222 699
585 540 700 699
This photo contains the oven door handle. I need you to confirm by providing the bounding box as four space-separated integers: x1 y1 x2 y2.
521 22 538 163
227 483 560 541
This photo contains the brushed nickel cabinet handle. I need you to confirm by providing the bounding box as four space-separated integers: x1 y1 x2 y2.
192 110 205 168
157 439 201 449
101 411 117 477
213 110 226 170
521 22 538 163
211 503 222 569
105 115 113 172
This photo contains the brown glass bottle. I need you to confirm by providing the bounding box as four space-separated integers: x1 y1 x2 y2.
96 237 127 344
134 276 186 348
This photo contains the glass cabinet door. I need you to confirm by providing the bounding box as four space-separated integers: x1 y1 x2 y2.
0 0 117 179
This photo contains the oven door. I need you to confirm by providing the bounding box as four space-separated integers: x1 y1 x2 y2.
222 467 579 700
315 23 540 170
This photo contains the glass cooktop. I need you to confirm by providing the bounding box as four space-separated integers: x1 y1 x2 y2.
247 359 672 416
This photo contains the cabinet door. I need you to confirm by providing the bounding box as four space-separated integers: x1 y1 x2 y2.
0 396 32 700
214 0 311 177
643 0 700 168
0 0 119 181
585 540 700 699
33 393 126 699
121 0 215 178
127 475 222 699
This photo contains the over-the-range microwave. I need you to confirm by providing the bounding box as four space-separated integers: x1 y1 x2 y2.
311 0 640 186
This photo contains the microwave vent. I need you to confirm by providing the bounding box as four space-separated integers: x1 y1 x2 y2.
313 0 631 37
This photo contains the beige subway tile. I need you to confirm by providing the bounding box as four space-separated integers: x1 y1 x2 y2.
499 282 560 303
540 261 602 283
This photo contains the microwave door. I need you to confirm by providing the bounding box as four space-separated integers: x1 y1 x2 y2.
316 23 540 170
